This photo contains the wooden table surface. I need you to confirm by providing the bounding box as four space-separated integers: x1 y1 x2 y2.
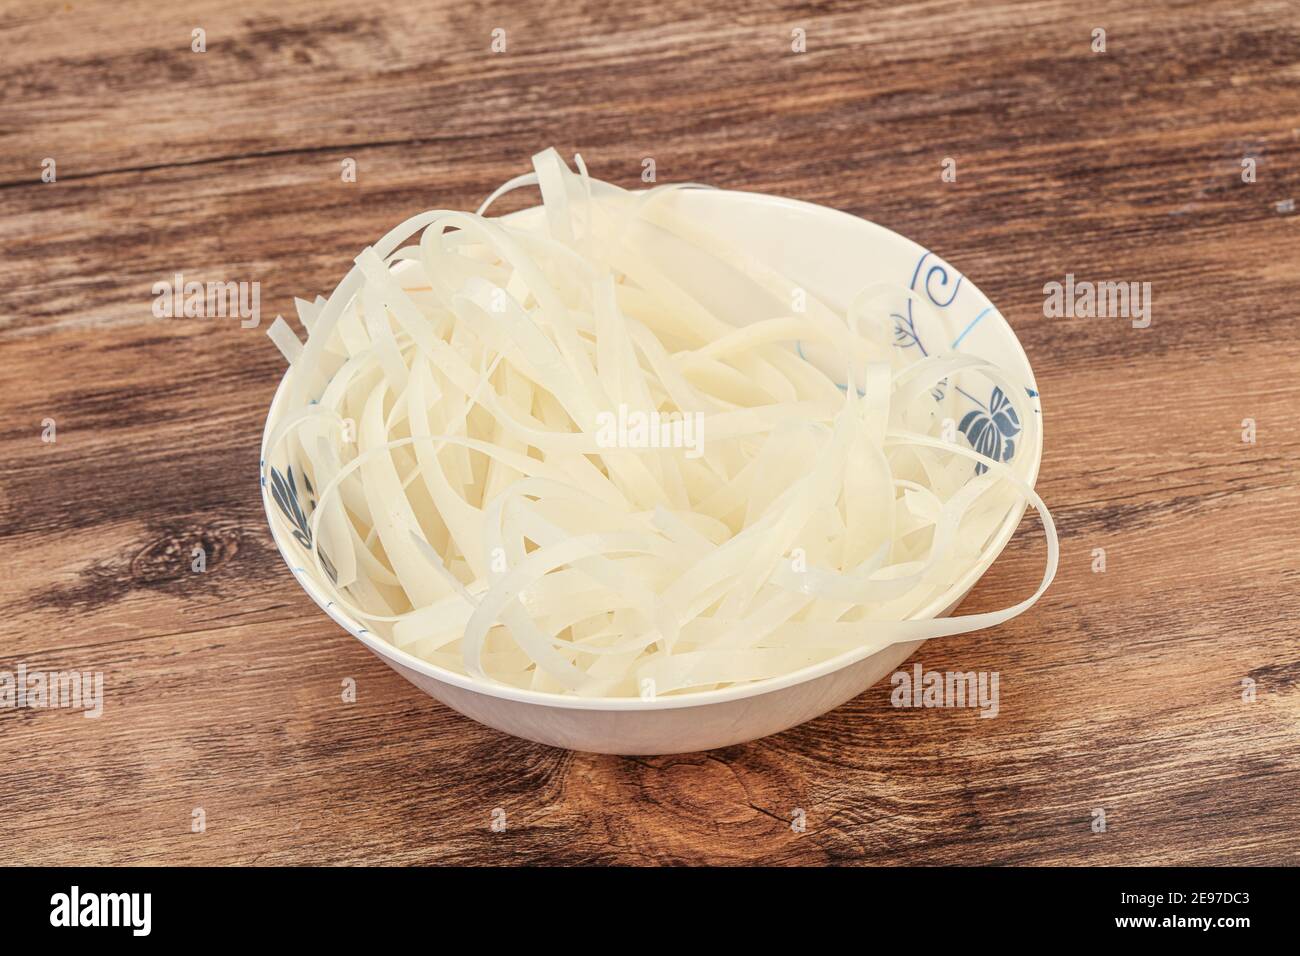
2 0 1298 866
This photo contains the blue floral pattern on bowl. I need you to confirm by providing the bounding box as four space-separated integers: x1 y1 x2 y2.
268 464 337 583
893 251 1037 473
958 386 1021 475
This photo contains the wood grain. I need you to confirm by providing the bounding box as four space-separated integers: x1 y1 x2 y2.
1 0 1298 865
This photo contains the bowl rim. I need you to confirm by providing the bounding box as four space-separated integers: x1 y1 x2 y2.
260 187 1043 712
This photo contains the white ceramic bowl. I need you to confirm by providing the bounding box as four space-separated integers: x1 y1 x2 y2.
261 188 1042 754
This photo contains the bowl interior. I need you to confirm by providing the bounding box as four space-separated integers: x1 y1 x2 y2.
260 188 1042 710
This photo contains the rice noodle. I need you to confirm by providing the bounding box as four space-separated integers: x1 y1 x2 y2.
262 149 1056 698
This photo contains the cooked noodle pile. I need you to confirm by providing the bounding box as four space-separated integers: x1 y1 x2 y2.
264 149 1057 697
